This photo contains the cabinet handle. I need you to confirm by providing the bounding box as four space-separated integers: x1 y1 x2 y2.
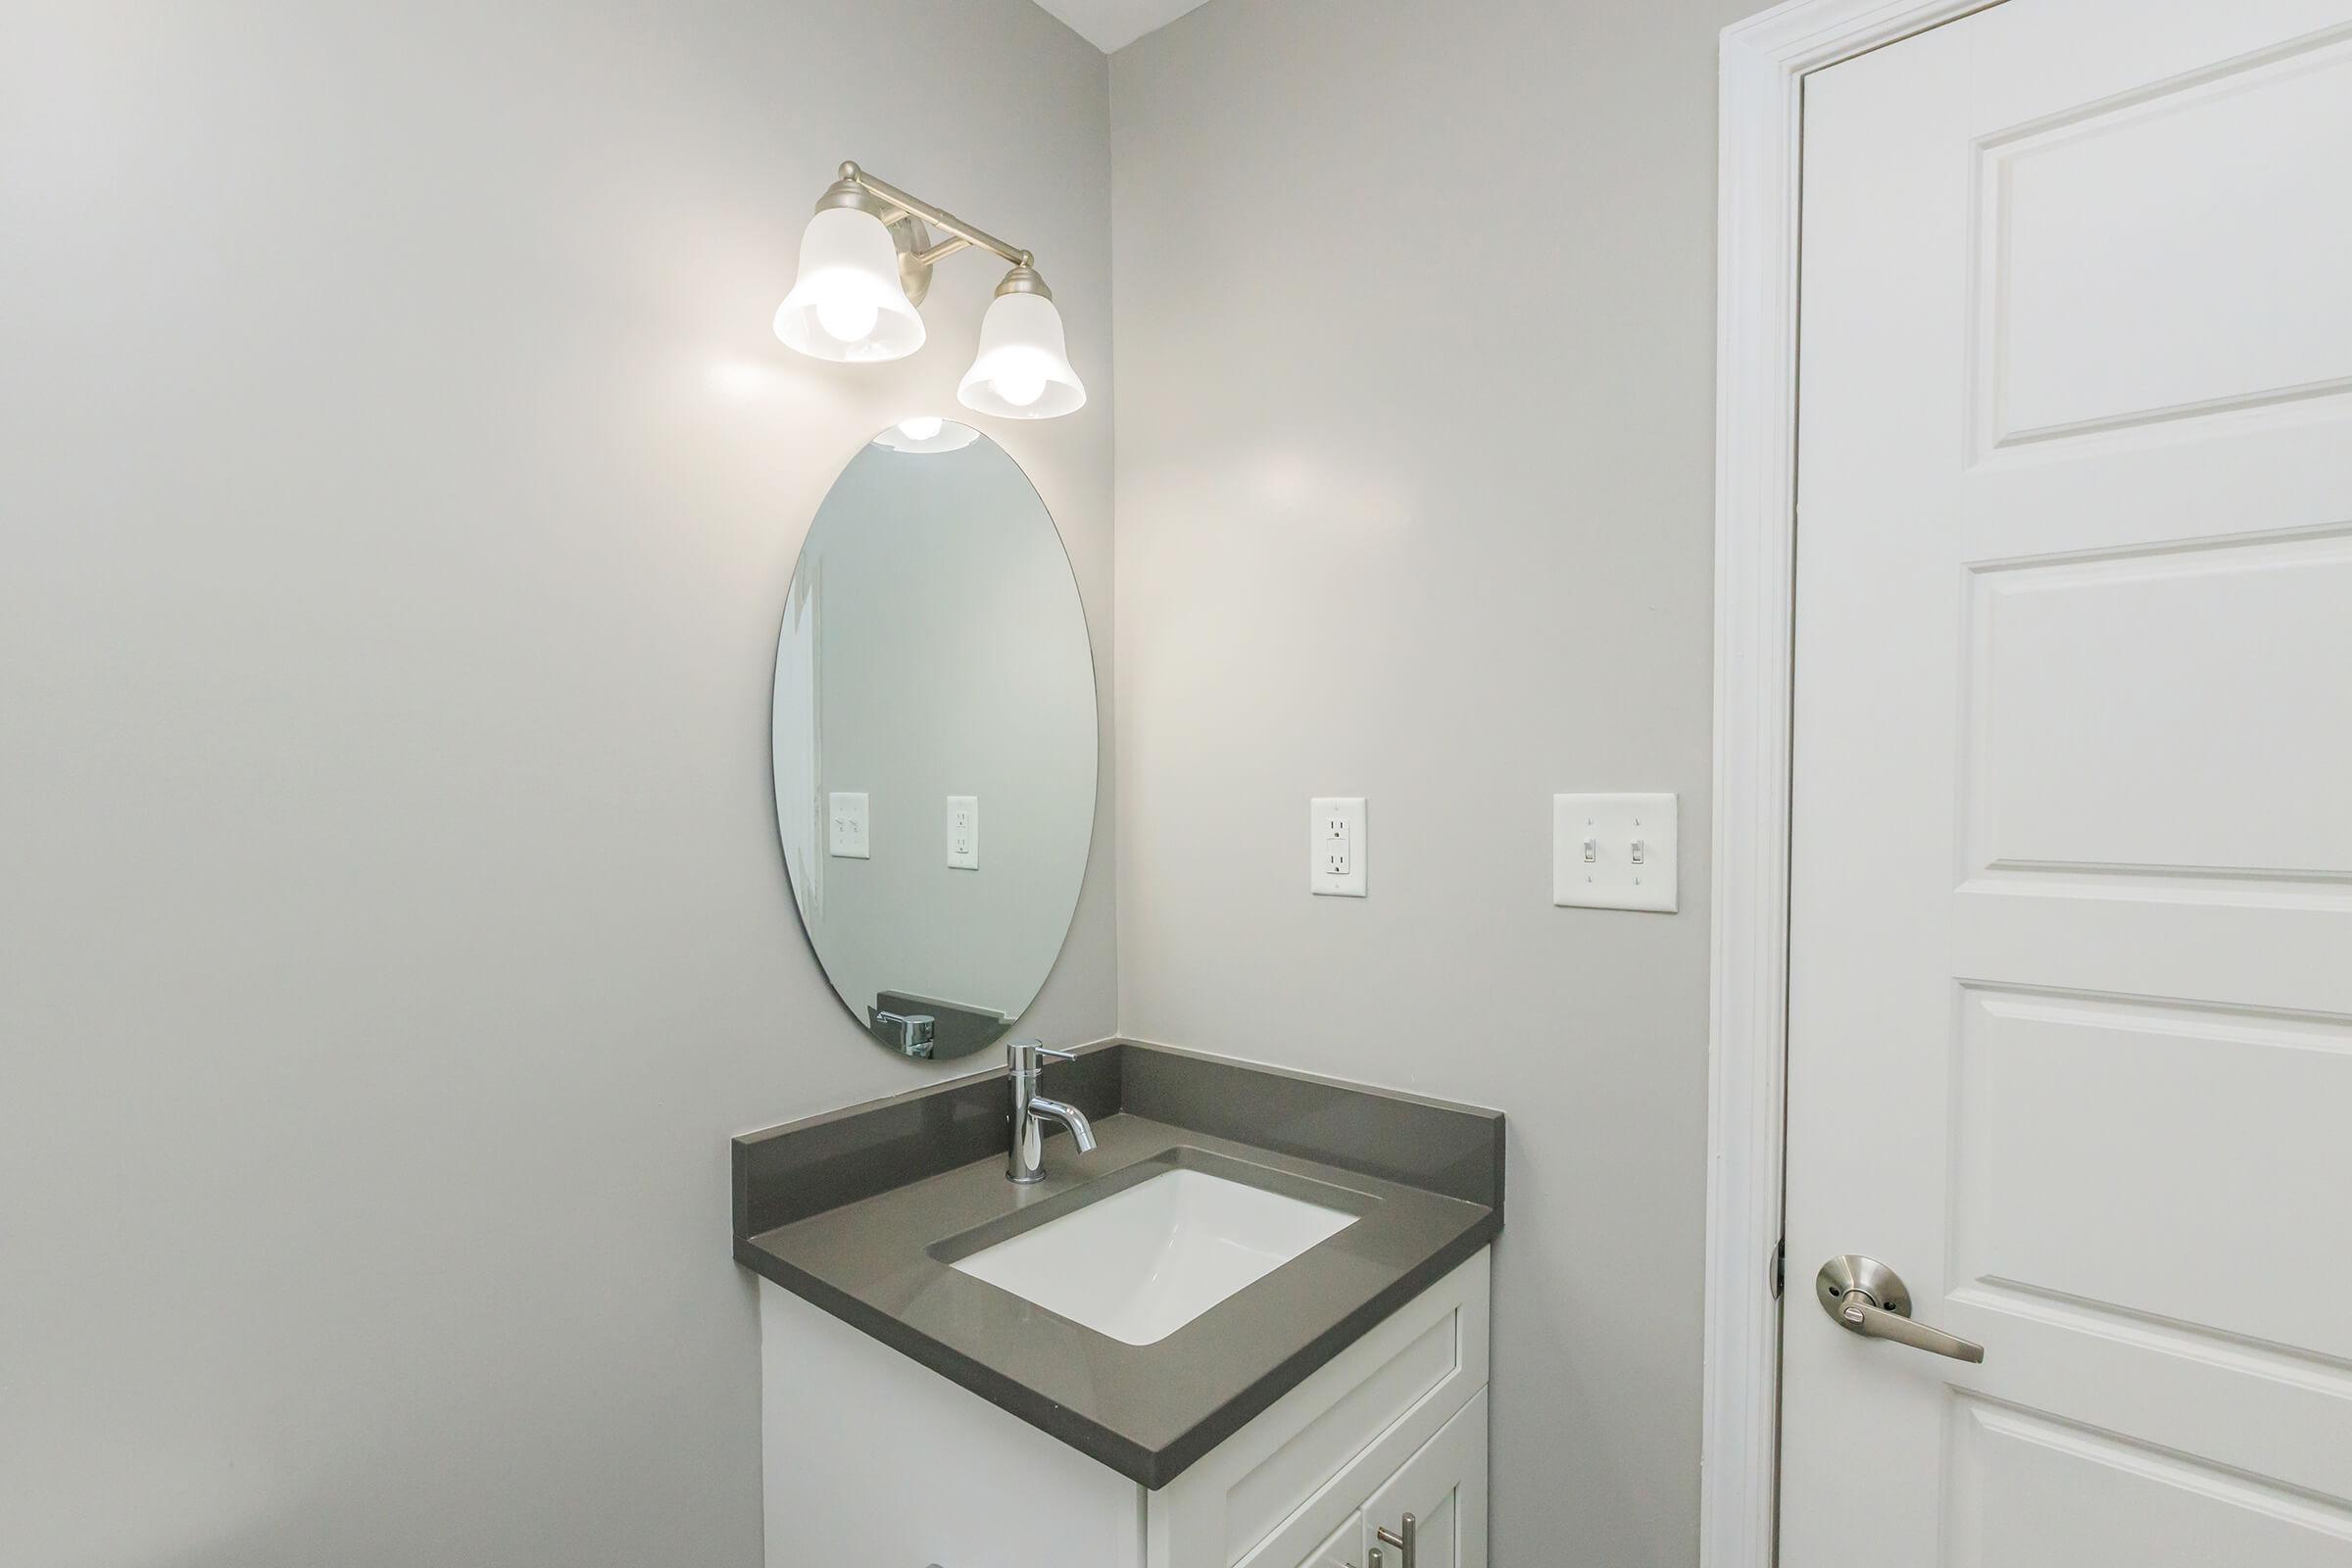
1376 1513 1416 1567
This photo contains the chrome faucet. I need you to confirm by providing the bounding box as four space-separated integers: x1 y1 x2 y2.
1005 1039 1097 1184
870 1008 936 1058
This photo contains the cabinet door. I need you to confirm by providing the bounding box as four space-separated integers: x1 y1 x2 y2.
1360 1389 1487 1568
1290 1508 1363 1568
1152 1252 1490 1568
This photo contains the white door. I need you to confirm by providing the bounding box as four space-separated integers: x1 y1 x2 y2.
1359 1390 1487 1568
1782 0 2352 1562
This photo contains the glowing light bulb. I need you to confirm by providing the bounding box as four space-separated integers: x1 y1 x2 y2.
898 416 944 442
993 368 1046 409
956 282 1083 418
816 294 878 344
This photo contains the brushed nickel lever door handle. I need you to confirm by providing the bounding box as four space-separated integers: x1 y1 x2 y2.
1816 1254 1985 1363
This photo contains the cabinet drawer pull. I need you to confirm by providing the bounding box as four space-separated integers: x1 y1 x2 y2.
1376 1513 1416 1567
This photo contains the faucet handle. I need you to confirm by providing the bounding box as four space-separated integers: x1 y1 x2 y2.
1005 1039 1075 1075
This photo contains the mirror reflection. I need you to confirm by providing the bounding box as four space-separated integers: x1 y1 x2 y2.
772 421 1097 1059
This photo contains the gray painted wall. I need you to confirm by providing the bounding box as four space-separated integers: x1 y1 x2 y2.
1110 1 1749 1562
6 0 1748 1558
0 3 1112 1562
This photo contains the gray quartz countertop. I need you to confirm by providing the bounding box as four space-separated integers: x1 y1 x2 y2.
731 1041 1504 1488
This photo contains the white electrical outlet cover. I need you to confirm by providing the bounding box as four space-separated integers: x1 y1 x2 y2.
946 795 979 870
1553 793 1677 912
1309 798 1366 897
827 792 869 859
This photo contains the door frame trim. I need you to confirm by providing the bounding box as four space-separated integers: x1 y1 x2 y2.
1702 2 2002 1564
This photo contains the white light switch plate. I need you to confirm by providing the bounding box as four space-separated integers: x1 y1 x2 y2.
827 792 869 858
1310 797 1366 897
1553 793 1677 912
946 795 979 869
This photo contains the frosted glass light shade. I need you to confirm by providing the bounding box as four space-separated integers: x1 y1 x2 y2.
870 416 981 454
956 292 1086 419
773 208 926 363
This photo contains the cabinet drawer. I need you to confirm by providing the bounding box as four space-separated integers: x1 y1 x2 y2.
1149 1249 1490 1568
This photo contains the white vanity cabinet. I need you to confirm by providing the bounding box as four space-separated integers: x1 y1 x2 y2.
759 1249 1491 1568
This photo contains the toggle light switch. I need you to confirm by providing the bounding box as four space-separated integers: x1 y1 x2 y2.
1553 793 1678 912
828 792 869 858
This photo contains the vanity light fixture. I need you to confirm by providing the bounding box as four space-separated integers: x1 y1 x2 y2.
773 163 1086 419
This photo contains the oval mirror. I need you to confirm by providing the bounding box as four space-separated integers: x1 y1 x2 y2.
771 421 1097 1060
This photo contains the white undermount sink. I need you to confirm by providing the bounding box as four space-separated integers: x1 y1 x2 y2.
950 1166 1360 1346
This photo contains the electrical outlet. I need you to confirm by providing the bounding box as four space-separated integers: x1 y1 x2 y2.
1310 797 1366 897
827 792 869 858
946 795 979 869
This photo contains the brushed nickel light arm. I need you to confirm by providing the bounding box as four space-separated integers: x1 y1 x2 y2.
814 161 1040 308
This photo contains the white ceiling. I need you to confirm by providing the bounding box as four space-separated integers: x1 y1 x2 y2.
1030 0 1212 53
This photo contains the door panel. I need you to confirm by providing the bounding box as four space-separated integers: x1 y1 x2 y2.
1950 989 2352 1364
1948 1400 2352 1568
1966 534 2352 879
1784 0 2352 1559
1984 32 2352 442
